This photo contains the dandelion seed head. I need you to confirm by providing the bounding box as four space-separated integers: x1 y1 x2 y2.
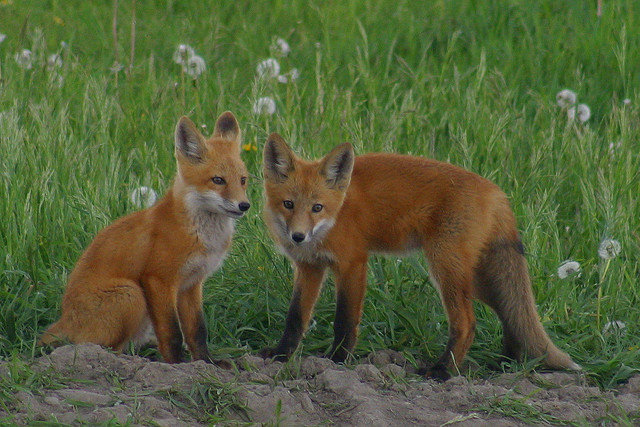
556 89 577 108
277 74 288 84
289 68 300 81
602 320 626 335
253 97 276 115
622 98 631 106
608 141 621 155
131 186 158 208
109 61 123 73
274 37 291 56
47 53 62 70
256 58 280 79
184 54 206 78
0 33 6 43
598 239 621 260
577 104 591 122
557 260 581 279
173 44 194 65
14 49 33 69
60 41 69 50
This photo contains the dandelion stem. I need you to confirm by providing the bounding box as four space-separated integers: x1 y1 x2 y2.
128 0 136 77
180 67 185 109
601 258 611 282
112 0 119 87
596 286 602 332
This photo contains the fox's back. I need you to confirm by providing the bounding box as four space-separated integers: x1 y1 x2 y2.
332 153 511 253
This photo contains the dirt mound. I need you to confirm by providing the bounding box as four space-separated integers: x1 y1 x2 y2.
1 344 638 425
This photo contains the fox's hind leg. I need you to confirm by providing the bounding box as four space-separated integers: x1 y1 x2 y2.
41 278 147 351
422 250 476 381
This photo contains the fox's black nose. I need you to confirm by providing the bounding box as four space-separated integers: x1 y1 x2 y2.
291 232 305 243
238 202 250 212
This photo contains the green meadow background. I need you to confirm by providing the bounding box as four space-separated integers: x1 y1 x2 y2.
0 0 638 388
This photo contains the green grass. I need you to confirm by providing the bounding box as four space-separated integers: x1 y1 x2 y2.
0 0 639 388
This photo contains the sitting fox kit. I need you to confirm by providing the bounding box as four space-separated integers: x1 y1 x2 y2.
260 134 580 380
40 112 250 364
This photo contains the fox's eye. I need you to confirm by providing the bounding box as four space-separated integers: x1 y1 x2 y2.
283 200 294 209
312 204 323 213
212 176 226 185
241 177 247 185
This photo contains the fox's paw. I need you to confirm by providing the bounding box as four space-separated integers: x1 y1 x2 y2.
258 347 290 362
197 353 233 370
418 364 451 382
211 358 234 370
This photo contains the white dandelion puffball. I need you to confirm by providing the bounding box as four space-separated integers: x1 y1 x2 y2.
47 53 62 70
602 320 626 335
598 239 621 260
15 49 33 69
256 58 280 79
622 98 631 106
109 62 124 73
277 68 301 84
274 37 291 56
557 261 581 279
608 141 621 155
0 33 6 43
184 55 206 78
568 104 591 123
253 97 276 115
131 186 158 208
576 104 591 122
173 44 195 65
556 89 577 108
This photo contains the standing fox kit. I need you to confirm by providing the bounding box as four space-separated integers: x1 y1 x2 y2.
40 112 250 364
260 134 580 380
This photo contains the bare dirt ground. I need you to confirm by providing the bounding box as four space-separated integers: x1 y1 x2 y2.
1 344 638 425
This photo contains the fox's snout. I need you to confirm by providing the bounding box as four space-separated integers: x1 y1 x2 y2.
291 231 306 244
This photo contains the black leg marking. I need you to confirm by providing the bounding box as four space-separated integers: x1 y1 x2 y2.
329 292 356 363
168 315 185 363
260 290 304 361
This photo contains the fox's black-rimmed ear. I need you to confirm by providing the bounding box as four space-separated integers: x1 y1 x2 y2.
320 143 354 190
213 111 241 144
263 133 295 182
175 116 206 163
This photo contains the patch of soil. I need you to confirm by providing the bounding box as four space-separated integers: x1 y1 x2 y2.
1 344 638 425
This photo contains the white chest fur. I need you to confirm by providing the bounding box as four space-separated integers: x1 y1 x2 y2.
180 208 235 291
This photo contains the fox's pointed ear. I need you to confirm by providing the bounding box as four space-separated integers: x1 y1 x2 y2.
175 116 206 163
213 111 241 144
264 133 295 182
320 143 354 190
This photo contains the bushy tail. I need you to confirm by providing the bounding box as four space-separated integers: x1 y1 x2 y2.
476 238 581 371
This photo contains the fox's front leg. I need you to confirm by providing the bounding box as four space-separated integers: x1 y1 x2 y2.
145 279 184 363
329 258 368 363
260 263 327 361
177 282 211 361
